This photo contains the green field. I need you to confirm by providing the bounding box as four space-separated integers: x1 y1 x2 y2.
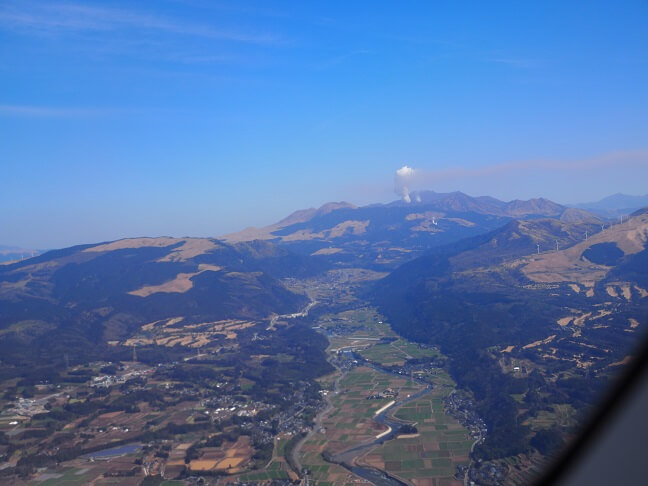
368 380 472 483
300 365 423 484
522 403 577 430
358 339 439 366
31 468 97 486
237 460 292 481
297 306 470 485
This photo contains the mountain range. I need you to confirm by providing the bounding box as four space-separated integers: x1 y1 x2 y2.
0 191 591 372
370 207 648 458
0 191 646 467
0 237 313 370
572 193 648 217
223 191 596 269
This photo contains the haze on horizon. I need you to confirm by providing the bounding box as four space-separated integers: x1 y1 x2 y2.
1 1 647 249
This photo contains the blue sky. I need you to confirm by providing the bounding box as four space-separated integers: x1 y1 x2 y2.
1 1 647 248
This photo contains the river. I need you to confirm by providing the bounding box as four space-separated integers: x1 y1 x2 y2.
289 298 433 485
328 383 432 486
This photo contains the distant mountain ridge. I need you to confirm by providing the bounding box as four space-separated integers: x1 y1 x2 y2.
0 245 43 264
573 193 648 217
222 191 575 269
392 191 565 218
276 201 358 226
226 191 568 242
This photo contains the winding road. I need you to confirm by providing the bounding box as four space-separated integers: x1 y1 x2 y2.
267 297 317 331
290 363 344 473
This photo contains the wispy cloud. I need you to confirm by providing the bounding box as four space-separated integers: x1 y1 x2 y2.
483 50 545 69
403 151 648 189
314 49 370 70
0 1 280 45
0 104 129 118
343 151 648 204
485 57 542 69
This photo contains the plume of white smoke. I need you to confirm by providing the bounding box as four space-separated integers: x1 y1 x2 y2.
395 165 416 203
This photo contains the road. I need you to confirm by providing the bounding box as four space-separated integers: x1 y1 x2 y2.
289 363 344 473
267 297 317 331
463 431 482 486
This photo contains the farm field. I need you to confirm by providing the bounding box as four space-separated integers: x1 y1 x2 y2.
297 306 472 485
521 403 578 431
300 365 424 484
234 460 294 482
187 436 254 475
496 452 552 485
358 339 439 367
28 467 103 485
362 375 471 486
28 457 143 486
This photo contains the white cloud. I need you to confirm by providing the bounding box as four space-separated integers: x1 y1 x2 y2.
0 1 280 44
0 104 128 118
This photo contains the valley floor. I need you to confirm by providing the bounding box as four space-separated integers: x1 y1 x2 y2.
295 306 472 486
2 268 622 486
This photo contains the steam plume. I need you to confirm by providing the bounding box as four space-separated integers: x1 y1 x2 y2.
395 165 416 203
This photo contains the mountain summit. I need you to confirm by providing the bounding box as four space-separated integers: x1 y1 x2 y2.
222 191 575 268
